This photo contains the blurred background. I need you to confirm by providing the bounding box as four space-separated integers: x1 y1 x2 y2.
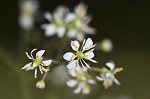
0 0 150 99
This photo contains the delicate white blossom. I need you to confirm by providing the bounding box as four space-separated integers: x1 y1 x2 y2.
42 3 96 41
96 61 123 89
42 6 69 37
19 0 39 31
36 80 45 89
63 38 97 70
21 49 52 78
66 3 96 41
66 66 95 94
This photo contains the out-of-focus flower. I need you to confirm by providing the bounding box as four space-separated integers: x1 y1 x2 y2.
36 80 45 89
42 3 96 41
66 66 95 94
63 38 97 70
42 6 69 37
21 49 52 78
66 3 96 41
98 38 113 53
19 0 39 31
96 61 123 89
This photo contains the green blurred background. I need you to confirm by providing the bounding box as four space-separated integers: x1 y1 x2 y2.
0 0 150 99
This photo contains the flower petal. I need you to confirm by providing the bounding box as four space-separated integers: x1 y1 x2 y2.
74 86 82 94
96 76 104 81
87 79 95 84
63 52 75 61
36 50 45 58
71 40 80 51
67 60 78 69
106 61 115 70
66 79 78 87
83 38 94 51
21 62 32 70
57 27 65 37
42 60 52 66
82 83 90 94
68 69 77 77
85 51 94 59
42 24 57 37
67 29 77 38
65 13 76 23
44 12 52 21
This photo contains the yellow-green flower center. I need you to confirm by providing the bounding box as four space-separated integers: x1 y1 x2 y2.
33 59 41 67
77 75 86 81
76 51 84 59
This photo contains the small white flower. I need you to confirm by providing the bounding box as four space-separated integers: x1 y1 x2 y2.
19 0 39 31
21 49 52 78
42 6 68 38
96 61 123 89
66 3 96 41
66 67 95 94
63 38 97 70
36 80 45 89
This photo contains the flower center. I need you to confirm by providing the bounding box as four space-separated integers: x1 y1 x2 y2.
76 51 84 59
33 59 41 67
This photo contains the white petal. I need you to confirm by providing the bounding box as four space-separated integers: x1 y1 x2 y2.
57 27 65 37
82 84 90 94
44 12 52 21
88 79 95 84
66 79 78 87
76 33 84 42
74 86 82 94
67 60 78 69
65 13 76 23
114 78 120 85
83 38 94 51
42 60 52 66
85 52 94 59
21 62 32 70
96 76 104 81
42 24 57 37
106 61 115 70
67 29 77 38
71 40 80 51
106 73 111 78
36 50 45 58
68 69 77 77
83 26 96 34
63 52 75 61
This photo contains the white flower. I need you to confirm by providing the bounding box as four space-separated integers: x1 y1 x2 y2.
66 67 95 94
66 3 96 41
96 61 123 89
36 80 45 89
19 0 39 31
42 6 69 38
63 38 97 70
21 49 52 78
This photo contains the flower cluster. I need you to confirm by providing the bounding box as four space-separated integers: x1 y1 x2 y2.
20 2 124 95
42 3 96 41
